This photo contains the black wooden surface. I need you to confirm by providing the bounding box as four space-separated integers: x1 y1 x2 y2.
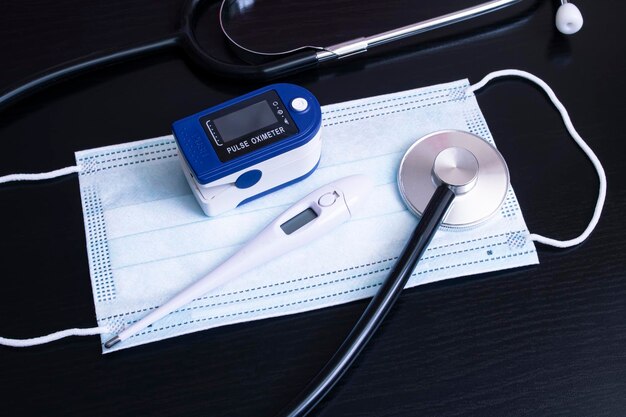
1 1 625 416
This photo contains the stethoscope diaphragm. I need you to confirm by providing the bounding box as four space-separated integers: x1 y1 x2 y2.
398 130 510 228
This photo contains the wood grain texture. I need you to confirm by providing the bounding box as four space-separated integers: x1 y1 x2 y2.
1 1 625 416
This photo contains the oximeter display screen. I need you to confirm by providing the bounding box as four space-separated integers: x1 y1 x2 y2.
213 101 277 143
200 90 299 162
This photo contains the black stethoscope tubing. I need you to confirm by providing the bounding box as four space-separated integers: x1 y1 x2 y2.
1 0 528 112
0 0 319 112
278 185 457 416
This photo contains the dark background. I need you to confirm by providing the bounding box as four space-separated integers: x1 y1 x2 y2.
1 1 625 416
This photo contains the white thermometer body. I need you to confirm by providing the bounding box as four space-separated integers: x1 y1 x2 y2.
105 174 374 348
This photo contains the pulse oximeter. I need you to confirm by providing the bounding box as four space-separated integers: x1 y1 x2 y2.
172 83 322 216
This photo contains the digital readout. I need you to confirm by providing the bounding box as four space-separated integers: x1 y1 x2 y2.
213 101 277 143
280 208 318 235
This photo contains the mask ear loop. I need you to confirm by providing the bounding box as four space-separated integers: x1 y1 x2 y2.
0 165 81 184
0 164 111 347
467 69 607 248
0 327 110 347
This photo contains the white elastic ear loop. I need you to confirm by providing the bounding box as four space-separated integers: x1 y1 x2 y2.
0 327 110 347
0 165 81 184
0 164 110 347
467 69 607 248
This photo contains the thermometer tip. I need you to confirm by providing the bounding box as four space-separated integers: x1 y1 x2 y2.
104 335 121 349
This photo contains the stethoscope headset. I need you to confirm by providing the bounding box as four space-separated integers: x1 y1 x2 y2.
0 2 588 417
0 0 583 111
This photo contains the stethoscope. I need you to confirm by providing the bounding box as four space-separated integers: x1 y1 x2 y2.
0 0 583 111
277 130 511 417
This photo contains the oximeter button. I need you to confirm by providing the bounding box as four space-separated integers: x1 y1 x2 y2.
318 191 339 207
235 170 262 189
291 98 309 112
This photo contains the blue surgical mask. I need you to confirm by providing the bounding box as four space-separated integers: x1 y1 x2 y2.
0 70 606 352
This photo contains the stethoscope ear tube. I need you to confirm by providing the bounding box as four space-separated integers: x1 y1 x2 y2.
0 35 179 112
181 35 320 80
179 0 320 80
277 184 456 417
0 0 319 111
0 0 529 111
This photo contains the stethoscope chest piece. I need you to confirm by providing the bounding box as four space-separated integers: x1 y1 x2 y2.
398 130 510 228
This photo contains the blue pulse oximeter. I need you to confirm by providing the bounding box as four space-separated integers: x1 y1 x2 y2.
172 84 322 216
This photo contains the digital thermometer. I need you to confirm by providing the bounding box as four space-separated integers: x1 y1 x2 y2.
172 83 322 216
104 175 374 348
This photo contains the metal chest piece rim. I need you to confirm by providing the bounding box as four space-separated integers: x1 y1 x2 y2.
398 130 510 228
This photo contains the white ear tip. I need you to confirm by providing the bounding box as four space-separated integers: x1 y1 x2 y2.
556 3 583 35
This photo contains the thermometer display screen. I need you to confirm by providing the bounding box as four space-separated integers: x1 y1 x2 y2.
200 90 299 162
280 208 318 235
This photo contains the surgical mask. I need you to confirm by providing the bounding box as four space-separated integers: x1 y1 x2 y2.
0 69 606 352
